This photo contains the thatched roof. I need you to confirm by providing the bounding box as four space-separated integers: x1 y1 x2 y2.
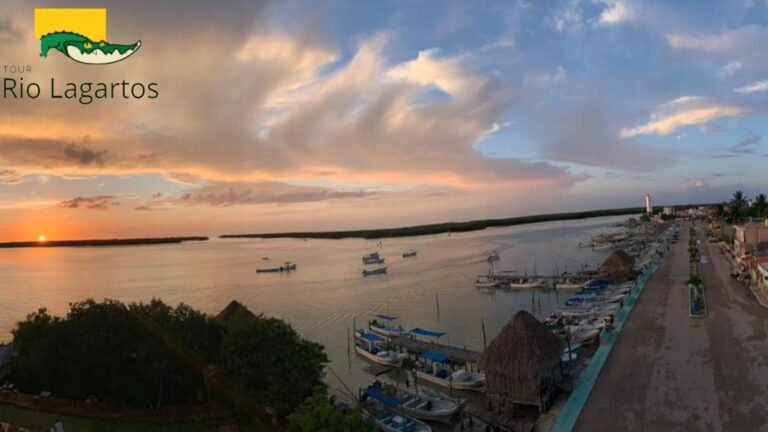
214 300 255 322
479 311 563 379
600 250 635 274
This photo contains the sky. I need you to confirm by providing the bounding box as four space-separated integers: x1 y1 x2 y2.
1 0 767 241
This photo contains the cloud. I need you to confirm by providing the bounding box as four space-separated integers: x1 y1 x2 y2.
596 0 637 26
548 0 585 33
62 143 108 166
59 196 120 210
666 26 768 52
0 18 21 44
719 132 761 155
140 182 376 209
524 66 568 89
0 169 22 185
715 61 742 79
734 80 768 94
619 96 751 138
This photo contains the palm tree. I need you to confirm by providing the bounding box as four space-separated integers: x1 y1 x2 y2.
730 190 748 223
753 193 767 218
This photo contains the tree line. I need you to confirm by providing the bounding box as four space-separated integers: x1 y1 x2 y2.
713 190 767 223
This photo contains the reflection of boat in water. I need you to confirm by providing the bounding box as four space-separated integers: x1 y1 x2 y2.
363 266 388 277
354 330 406 366
363 252 386 264
256 262 297 273
362 382 459 424
416 351 485 391
402 249 418 258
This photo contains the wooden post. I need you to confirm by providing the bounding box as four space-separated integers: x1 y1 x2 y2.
481 318 487 349
435 292 441 322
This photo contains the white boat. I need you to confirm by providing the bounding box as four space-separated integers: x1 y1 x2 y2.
474 275 500 288
361 402 432 432
363 267 388 277
402 250 418 258
416 351 485 391
506 277 547 289
363 252 386 265
354 330 406 366
362 384 458 424
369 315 409 337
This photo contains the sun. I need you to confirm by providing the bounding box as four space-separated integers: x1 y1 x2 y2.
38 235 47 243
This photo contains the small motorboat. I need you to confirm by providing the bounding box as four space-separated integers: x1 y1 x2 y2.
354 330 406 366
487 251 500 262
363 252 386 265
415 351 485 391
256 261 297 273
402 249 418 258
474 275 499 288
362 383 458 424
369 315 409 337
361 400 432 432
506 277 547 289
363 266 388 277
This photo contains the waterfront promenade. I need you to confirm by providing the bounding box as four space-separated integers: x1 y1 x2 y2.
576 222 768 431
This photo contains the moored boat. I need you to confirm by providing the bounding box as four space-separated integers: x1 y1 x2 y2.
506 277 547 289
363 252 386 265
354 330 406 366
402 249 418 258
474 275 500 288
369 315 409 337
363 266 388 277
415 351 485 392
362 383 459 424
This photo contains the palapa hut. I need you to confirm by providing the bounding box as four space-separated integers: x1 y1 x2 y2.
600 249 636 281
214 300 255 322
479 311 563 413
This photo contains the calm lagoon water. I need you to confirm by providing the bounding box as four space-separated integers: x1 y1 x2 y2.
0 216 625 398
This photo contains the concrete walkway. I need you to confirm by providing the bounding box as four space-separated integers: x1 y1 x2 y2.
575 222 768 432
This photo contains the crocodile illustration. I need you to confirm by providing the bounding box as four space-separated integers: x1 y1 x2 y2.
40 31 141 65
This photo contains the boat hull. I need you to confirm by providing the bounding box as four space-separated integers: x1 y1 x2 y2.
415 370 485 392
354 346 404 366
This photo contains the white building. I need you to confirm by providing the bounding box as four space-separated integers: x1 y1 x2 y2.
663 207 675 216
645 194 652 214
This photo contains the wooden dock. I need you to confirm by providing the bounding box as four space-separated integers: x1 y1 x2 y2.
389 336 481 364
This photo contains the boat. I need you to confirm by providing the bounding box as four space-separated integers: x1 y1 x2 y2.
363 267 388 277
362 383 459 424
361 399 432 432
474 275 500 288
403 250 418 258
415 351 485 391
363 252 386 265
553 273 588 289
506 277 547 289
354 330 406 366
369 315 409 337
487 251 500 262
256 261 297 273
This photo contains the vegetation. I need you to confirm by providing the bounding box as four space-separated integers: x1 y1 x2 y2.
0 237 209 249
10 299 328 423
287 392 373 432
713 190 768 224
221 206 648 240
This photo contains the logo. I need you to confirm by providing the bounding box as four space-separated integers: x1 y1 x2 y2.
34 8 141 65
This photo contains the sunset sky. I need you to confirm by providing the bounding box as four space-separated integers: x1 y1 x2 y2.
1 0 767 241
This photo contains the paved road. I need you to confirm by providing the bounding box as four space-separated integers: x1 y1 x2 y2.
575 222 768 432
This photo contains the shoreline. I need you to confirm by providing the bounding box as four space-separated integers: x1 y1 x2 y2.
220 206 646 240
0 237 209 249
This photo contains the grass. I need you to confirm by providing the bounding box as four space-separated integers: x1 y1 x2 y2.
0 403 214 432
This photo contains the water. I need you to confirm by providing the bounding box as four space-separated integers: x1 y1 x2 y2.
0 216 625 401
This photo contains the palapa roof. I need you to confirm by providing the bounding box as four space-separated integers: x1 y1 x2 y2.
214 300 255 322
479 311 562 379
600 249 635 273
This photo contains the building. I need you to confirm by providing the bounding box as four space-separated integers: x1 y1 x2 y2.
733 220 768 257
663 207 675 216
479 311 563 413
645 194 652 214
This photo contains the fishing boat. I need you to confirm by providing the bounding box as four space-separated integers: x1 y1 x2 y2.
354 330 406 366
256 261 297 273
361 399 432 432
506 276 547 289
474 275 499 288
363 266 388 277
402 249 418 258
415 351 485 391
556 303 619 319
362 383 459 424
487 251 500 262
553 273 588 289
363 252 386 265
369 315 409 337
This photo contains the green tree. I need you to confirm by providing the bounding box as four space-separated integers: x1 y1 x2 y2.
753 193 767 218
288 392 373 432
221 309 328 417
729 190 748 223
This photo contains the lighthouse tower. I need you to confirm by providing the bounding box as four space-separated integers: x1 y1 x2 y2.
645 194 652 215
